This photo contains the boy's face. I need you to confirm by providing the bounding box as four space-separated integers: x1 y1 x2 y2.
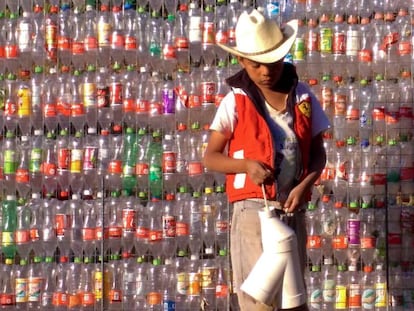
238 57 284 90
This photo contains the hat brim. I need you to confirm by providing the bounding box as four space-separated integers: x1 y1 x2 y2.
217 19 298 64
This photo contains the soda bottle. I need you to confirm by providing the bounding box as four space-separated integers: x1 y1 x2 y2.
52 257 69 311
55 192 71 260
162 14 178 75
148 129 163 200
83 127 99 193
27 256 44 310
82 64 97 128
123 5 138 67
14 258 29 310
187 2 202 66
79 257 95 311
28 192 43 258
306 203 323 267
69 130 85 194
200 251 217 308
109 4 125 65
174 4 189 69
15 200 31 260
162 194 177 260
97 2 111 67
16 70 32 135
106 191 122 256
1 194 17 259
15 135 31 199
41 131 58 195
121 196 138 256
4 72 18 133
82 192 97 260
30 66 43 131
57 4 71 68
348 264 362 310
134 200 149 257
215 185 229 256
147 198 163 259
66 257 82 310
0 258 16 309
135 66 151 128
68 194 84 259
4 13 20 74
105 254 123 311
122 65 137 128
96 66 111 130
40 198 57 259
187 254 202 310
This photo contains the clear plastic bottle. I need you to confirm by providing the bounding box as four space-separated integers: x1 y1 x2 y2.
16 135 31 199
15 201 31 260
307 265 322 311
122 65 137 129
322 257 336 311
0 258 16 309
306 202 323 267
97 2 112 67
335 264 348 310
27 256 44 310
69 130 85 194
148 130 163 200
1 194 17 259
348 264 362 310
187 2 202 66
361 265 375 310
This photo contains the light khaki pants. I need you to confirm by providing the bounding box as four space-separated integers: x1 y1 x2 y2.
230 200 307 311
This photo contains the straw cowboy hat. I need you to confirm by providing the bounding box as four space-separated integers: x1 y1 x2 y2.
217 9 298 64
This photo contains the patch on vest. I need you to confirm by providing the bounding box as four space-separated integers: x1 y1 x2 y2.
298 97 311 118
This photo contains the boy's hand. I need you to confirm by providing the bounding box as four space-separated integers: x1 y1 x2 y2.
246 159 273 185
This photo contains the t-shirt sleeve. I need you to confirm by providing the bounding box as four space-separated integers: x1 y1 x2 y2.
209 91 237 139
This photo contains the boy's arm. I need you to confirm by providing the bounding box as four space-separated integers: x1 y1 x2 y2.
284 132 327 212
203 130 273 185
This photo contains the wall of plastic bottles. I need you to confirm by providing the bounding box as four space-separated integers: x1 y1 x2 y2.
0 0 412 310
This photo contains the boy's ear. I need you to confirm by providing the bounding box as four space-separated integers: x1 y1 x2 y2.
237 56 245 68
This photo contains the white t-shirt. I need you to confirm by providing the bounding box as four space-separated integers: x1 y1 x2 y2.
210 82 331 201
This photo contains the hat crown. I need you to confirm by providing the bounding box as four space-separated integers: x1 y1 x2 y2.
235 10 284 56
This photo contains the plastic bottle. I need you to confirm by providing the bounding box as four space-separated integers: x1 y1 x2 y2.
40 198 57 260
322 257 336 311
306 265 322 311
69 130 85 194
215 185 229 257
335 264 348 310
4 13 20 73
16 70 32 135
121 127 138 193
189 191 202 257
4 73 18 133
106 191 122 256
66 257 82 310
174 4 189 69
0 258 16 309
42 131 58 195
15 200 31 260
147 198 163 259
82 193 97 260
43 67 58 132
27 256 44 310
96 2 111 67
187 2 202 66
14 258 29 310
188 254 202 310
306 202 323 267
1 194 17 259
55 192 70 261
148 130 163 200
109 4 125 66
52 257 69 311
200 251 217 308
68 194 84 259
121 196 138 256
348 264 362 310
333 202 349 266
361 265 376 310
121 65 137 128
79 257 95 311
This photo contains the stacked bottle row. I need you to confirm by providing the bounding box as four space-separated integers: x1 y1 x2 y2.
0 187 231 309
0 251 231 310
291 0 414 82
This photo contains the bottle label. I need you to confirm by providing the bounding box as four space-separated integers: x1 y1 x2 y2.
216 220 229 234
163 299 175 311
70 149 83 173
136 99 150 114
347 219 361 245
16 168 29 183
319 27 333 53
80 292 95 306
162 215 177 238
149 165 162 182
57 148 70 170
29 148 42 173
362 288 375 309
97 87 110 108
162 152 176 173
188 16 202 43
4 150 17 174
0 294 16 305
177 272 189 295
349 283 361 308
68 293 80 308
323 280 335 302
333 33 346 54
188 161 203 176
135 226 149 240
215 30 228 45
122 209 136 232
55 214 70 237
72 41 85 55
163 43 176 59
332 235 348 249
149 229 162 242
201 82 216 105
361 236 376 249
57 35 71 51
375 282 387 307
2 231 14 247
82 227 96 241
109 82 122 105
123 98 135 113
85 36 98 50
125 36 137 50
83 83 96 107
310 288 322 308
5 44 18 59
175 37 189 49
52 292 68 306
94 271 103 299
147 291 162 305
108 226 122 238
162 89 176 114
28 277 43 302
346 30 360 56
15 229 30 244
398 40 412 56
201 266 217 289
306 235 322 249
202 22 215 45
97 22 111 47
41 162 57 176
30 228 40 242
17 87 31 117
188 272 201 295
15 277 28 303
188 93 201 108
43 102 57 117
292 38 305 61
216 283 229 298
176 221 189 236
83 146 98 170
110 33 125 49
335 284 348 309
